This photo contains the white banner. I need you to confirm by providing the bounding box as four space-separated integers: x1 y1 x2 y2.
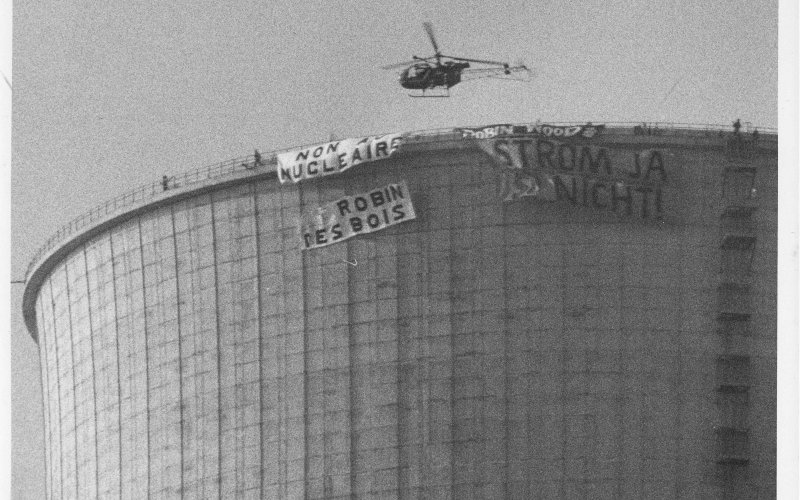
277 133 402 184
460 123 604 139
300 181 416 250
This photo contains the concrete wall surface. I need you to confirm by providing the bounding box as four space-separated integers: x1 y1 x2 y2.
27 129 777 499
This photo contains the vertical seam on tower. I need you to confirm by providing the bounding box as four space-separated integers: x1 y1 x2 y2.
419 195 430 496
347 232 356 500
476 191 485 495
318 194 328 498
617 230 626 497
342 180 356 500
676 218 685 496
448 180 457 496
169 206 185 497
109 232 124 498
280 190 289 500
344 238 356 499
37 299 51 499
81 246 100 498
63 255 80 498
502 203 510 499
209 193 223 500
297 182 310 500
46 280 62 500
559 241 567 499
252 183 265 500
136 217 152 499
318 201 330 499
49 279 64 500
394 226 402 499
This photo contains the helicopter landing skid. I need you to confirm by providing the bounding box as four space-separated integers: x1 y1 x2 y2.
409 87 450 98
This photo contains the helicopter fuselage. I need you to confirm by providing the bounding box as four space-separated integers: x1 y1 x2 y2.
399 62 470 90
384 23 526 96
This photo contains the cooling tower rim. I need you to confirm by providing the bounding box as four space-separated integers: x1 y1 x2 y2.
19 137 473 342
20 122 777 342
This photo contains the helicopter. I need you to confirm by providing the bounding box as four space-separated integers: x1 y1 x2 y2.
382 22 531 97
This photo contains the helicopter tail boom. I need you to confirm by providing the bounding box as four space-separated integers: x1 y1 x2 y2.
459 65 532 82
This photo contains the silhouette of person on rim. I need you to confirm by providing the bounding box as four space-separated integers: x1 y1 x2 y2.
244 149 264 169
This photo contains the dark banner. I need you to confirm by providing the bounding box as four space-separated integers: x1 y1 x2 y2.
477 137 667 219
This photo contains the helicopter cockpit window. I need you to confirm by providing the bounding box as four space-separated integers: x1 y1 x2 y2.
407 66 426 78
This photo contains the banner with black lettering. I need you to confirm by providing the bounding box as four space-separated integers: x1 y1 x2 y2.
475 136 667 218
300 181 416 250
277 133 402 184
476 139 557 202
460 122 604 139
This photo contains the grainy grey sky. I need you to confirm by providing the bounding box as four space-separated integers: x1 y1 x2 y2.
10 0 781 497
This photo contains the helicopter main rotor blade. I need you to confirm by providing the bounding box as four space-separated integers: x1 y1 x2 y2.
423 22 440 55
440 54 512 66
381 59 420 70
381 55 436 70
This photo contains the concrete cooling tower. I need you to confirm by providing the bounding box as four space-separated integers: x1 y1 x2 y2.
22 123 777 499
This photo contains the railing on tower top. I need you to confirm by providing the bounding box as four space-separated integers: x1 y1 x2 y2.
23 121 776 281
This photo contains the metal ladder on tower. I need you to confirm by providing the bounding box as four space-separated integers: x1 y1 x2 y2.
714 134 758 495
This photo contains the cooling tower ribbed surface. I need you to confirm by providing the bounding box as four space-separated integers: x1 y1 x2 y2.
23 126 777 499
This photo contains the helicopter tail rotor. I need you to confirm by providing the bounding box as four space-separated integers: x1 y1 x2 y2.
515 59 532 78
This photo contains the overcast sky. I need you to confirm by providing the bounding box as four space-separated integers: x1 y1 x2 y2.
9 0 785 497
